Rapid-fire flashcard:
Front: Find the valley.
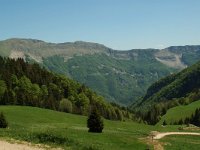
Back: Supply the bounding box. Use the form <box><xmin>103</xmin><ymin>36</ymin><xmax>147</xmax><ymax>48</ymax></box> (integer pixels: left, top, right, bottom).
<box><xmin>1</xmin><ymin>39</ymin><xmax>200</xmax><ymax>149</ymax></box>
<box><xmin>1</xmin><ymin>1</ymin><xmax>200</xmax><ymax>149</ymax></box>
<box><xmin>1</xmin><ymin>39</ymin><xmax>200</xmax><ymax>105</ymax></box>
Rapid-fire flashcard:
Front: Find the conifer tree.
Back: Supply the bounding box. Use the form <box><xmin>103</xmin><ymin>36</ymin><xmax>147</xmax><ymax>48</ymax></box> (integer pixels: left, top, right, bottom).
<box><xmin>87</xmin><ymin>108</ymin><xmax>104</xmax><ymax>133</ymax></box>
<box><xmin>162</xmin><ymin>120</ymin><xmax>167</xmax><ymax>126</ymax></box>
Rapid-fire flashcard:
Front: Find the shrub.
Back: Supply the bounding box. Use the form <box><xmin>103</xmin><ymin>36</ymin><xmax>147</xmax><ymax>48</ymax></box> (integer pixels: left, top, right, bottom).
<box><xmin>34</xmin><ymin>131</ymin><xmax>71</xmax><ymax>145</ymax></box>
<box><xmin>162</xmin><ymin>120</ymin><xmax>167</xmax><ymax>126</ymax></box>
<box><xmin>178</xmin><ymin>126</ymin><xmax>183</xmax><ymax>130</ymax></box>
<box><xmin>0</xmin><ymin>112</ymin><xmax>8</xmax><ymax>128</ymax></box>
<box><xmin>87</xmin><ymin>108</ymin><xmax>104</xmax><ymax>133</ymax></box>
<box><xmin>59</xmin><ymin>99</ymin><xmax>73</xmax><ymax>113</ymax></box>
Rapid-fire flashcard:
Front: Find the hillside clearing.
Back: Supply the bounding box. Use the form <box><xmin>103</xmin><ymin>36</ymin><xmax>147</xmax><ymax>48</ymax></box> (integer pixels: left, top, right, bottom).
<box><xmin>158</xmin><ymin>100</ymin><xmax>200</xmax><ymax>125</ymax></box>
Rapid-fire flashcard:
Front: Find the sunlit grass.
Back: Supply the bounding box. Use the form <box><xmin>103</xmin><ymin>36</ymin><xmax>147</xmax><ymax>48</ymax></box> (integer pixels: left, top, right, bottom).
<box><xmin>0</xmin><ymin>105</ymin><xmax>192</xmax><ymax>150</ymax></box>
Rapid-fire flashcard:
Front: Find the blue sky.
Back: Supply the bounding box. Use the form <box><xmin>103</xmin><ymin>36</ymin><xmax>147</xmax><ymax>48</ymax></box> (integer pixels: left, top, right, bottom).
<box><xmin>0</xmin><ymin>0</ymin><xmax>200</xmax><ymax>49</ymax></box>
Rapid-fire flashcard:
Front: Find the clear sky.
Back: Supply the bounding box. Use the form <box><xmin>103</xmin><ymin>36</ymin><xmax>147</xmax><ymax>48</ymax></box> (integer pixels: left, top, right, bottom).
<box><xmin>0</xmin><ymin>0</ymin><xmax>200</xmax><ymax>50</ymax></box>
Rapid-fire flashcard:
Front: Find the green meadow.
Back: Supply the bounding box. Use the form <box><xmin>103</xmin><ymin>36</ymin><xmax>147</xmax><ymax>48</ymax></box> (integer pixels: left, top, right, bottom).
<box><xmin>0</xmin><ymin>105</ymin><xmax>199</xmax><ymax>150</ymax></box>
<box><xmin>158</xmin><ymin>100</ymin><xmax>200</xmax><ymax>125</ymax></box>
<box><xmin>161</xmin><ymin>135</ymin><xmax>200</xmax><ymax>150</ymax></box>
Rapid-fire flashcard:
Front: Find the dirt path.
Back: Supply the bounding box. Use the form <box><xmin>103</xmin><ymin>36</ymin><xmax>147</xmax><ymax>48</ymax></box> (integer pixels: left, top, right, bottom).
<box><xmin>143</xmin><ymin>137</ymin><xmax>164</xmax><ymax>150</ymax></box>
<box><xmin>143</xmin><ymin>131</ymin><xmax>200</xmax><ymax>150</ymax></box>
<box><xmin>0</xmin><ymin>140</ymin><xmax>44</xmax><ymax>150</ymax></box>
<box><xmin>153</xmin><ymin>132</ymin><xmax>200</xmax><ymax>140</ymax></box>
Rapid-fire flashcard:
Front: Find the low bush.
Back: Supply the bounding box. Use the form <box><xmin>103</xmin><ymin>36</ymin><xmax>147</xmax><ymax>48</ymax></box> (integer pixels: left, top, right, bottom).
<box><xmin>0</xmin><ymin>112</ymin><xmax>8</xmax><ymax>128</ymax></box>
<box><xmin>34</xmin><ymin>131</ymin><xmax>73</xmax><ymax>145</ymax></box>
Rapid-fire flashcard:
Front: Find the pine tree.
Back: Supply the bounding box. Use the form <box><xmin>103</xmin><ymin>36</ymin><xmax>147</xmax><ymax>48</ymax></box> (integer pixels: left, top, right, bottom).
<box><xmin>0</xmin><ymin>112</ymin><xmax>8</xmax><ymax>128</ymax></box>
<box><xmin>178</xmin><ymin>119</ymin><xmax>183</xmax><ymax>125</ymax></box>
<box><xmin>87</xmin><ymin>108</ymin><xmax>104</xmax><ymax>133</ymax></box>
<box><xmin>162</xmin><ymin>120</ymin><xmax>167</xmax><ymax>126</ymax></box>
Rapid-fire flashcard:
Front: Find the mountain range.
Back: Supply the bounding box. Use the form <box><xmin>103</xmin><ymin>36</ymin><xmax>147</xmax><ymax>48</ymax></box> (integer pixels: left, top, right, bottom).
<box><xmin>1</xmin><ymin>38</ymin><xmax>200</xmax><ymax>105</ymax></box>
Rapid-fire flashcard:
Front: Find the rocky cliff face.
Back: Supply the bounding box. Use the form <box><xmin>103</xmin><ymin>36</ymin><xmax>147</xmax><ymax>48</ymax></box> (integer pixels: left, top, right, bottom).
<box><xmin>1</xmin><ymin>38</ymin><xmax>199</xmax><ymax>69</ymax></box>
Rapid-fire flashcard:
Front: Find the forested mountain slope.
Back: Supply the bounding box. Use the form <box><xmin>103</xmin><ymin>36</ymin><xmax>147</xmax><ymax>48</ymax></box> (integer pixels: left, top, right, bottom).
<box><xmin>0</xmin><ymin>56</ymin><xmax>131</xmax><ymax>120</ymax></box>
<box><xmin>1</xmin><ymin>38</ymin><xmax>200</xmax><ymax>105</ymax></box>
<box><xmin>132</xmin><ymin>60</ymin><xmax>200</xmax><ymax>124</ymax></box>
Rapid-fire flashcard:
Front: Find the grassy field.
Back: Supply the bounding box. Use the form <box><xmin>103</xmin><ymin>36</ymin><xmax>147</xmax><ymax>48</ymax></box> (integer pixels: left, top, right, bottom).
<box><xmin>161</xmin><ymin>135</ymin><xmax>200</xmax><ymax>150</ymax></box>
<box><xmin>158</xmin><ymin>100</ymin><xmax>200</xmax><ymax>125</ymax></box>
<box><xmin>0</xmin><ymin>105</ymin><xmax>199</xmax><ymax>150</ymax></box>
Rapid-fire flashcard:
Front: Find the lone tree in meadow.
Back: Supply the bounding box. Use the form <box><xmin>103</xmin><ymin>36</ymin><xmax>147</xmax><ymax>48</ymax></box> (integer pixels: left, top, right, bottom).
<box><xmin>0</xmin><ymin>112</ymin><xmax>8</xmax><ymax>128</ymax></box>
<box><xmin>87</xmin><ymin>108</ymin><xmax>104</xmax><ymax>133</ymax></box>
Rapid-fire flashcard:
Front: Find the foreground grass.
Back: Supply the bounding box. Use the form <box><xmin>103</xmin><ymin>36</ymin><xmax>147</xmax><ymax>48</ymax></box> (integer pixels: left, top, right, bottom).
<box><xmin>0</xmin><ymin>106</ymin><xmax>150</xmax><ymax>150</ymax></box>
<box><xmin>158</xmin><ymin>100</ymin><xmax>200</xmax><ymax>125</ymax></box>
<box><xmin>0</xmin><ymin>105</ymin><xmax>194</xmax><ymax>150</ymax></box>
<box><xmin>160</xmin><ymin>135</ymin><xmax>200</xmax><ymax>150</ymax></box>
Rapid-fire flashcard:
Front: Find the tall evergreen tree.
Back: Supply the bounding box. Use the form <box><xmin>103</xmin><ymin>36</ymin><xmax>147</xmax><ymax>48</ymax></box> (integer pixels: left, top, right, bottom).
<box><xmin>87</xmin><ymin>108</ymin><xmax>104</xmax><ymax>133</ymax></box>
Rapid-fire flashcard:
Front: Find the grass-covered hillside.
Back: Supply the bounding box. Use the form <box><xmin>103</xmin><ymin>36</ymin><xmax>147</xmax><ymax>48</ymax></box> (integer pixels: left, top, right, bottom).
<box><xmin>0</xmin><ymin>106</ymin><xmax>149</xmax><ymax>150</ymax></box>
<box><xmin>0</xmin><ymin>56</ymin><xmax>131</xmax><ymax>121</ymax></box>
<box><xmin>1</xmin><ymin>38</ymin><xmax>200</xmax><ymax>105</ymax></box>
<box><xmin>1</xmin><ymin>106</ymin><xmax>198</xmax><ymax>150</ymax></box>
<box><xmin>158</xmin><ymin>100</ymin><xmax>200</xmax><ymax>125</ymax></box>
<box><xmin>135</xmin><ymin>60</ymin><xmax>200</xmax><ymax>109</ymax></box>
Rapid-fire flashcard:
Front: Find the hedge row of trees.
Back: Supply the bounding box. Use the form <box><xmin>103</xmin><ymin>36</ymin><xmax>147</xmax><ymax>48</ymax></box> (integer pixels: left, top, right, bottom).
<box><xmin>0</xmin><ymin>57</ymin><xmax>133</xmax><ymax>121</ymax></box>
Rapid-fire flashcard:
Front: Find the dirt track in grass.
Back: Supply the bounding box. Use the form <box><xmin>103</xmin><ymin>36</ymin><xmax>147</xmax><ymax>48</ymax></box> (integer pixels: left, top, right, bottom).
<box><xmin>153</xmin><ymin>132</ymin><xmax>200</xmax><ymax>139</ymax></box>
<box><xmin>0</xmin><ymin>139</ymin><xmax>62</xmax><ymax>150</ymax></box>
<box><xmin>143</xmin><ymin>131</ymin><xmax>200</xmax><ymax>150</ymax></box>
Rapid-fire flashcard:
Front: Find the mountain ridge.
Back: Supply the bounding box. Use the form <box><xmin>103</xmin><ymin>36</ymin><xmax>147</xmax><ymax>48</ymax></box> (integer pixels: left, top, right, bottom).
<box><xmin>1</xmin><ymin>38</ymin><xmax>200</xmax><ymax>67</ymax></box>
<box><xmin>1</xmin><ymin>38</ymin><xmax>196</xmax><ymax>71</ymax></box>
<box><xmin>1</xmin><ymin>38</ymin><xmax>200</xmax><ymax>105</ymax></box>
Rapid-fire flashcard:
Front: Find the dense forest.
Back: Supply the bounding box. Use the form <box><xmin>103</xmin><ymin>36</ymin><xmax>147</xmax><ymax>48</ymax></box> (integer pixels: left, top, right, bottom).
<box><xmin>132</xmin><ymin>60</ymin><xmax>200</xmax><ymax>124</ymax></box>
<box><xmin>0</xmin><ymin>56</ymin><xmax>132</xmax><ymax>121</ymax></box>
